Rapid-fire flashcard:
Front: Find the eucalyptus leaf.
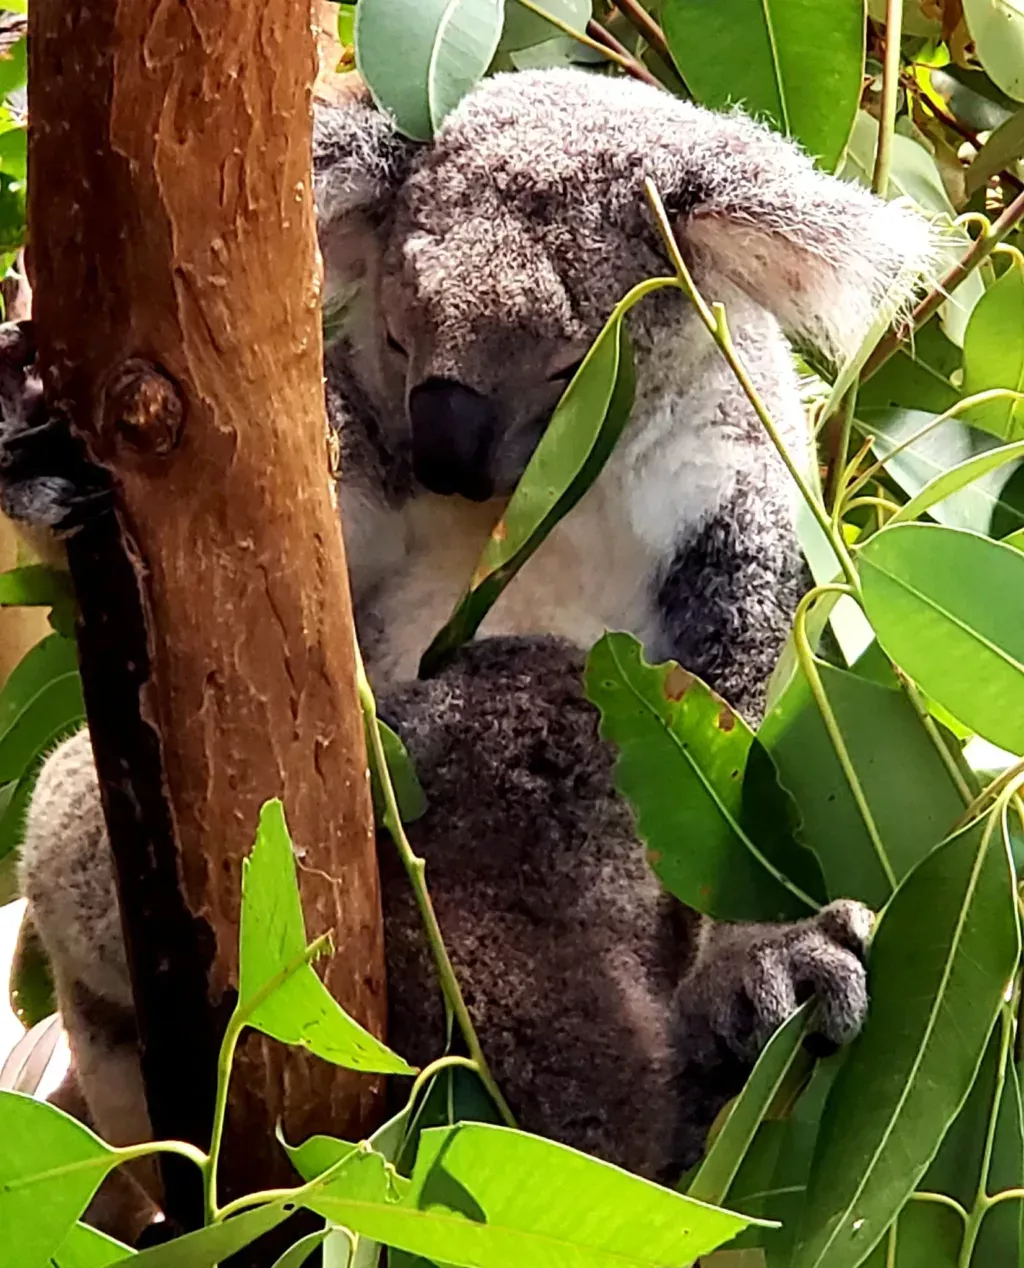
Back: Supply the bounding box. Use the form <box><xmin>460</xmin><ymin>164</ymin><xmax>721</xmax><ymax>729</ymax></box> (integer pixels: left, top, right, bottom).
<box><xmin>271</xmin><ymin>1229</ymin><xmax>332</xmax><ymax>1268</ymax></box>
<box><xmin>0</xmin><ymin>563</ymin><xmax>75</xmax><ymax>610</ymax></box>
<box><xmin>500</xmin><ymin>0</ymin><xmax>589</xmax><ymax>50</ymax></box>
<box><xmin>356</xmin><ymin>0</ymin><xmax>504</xmax><ymax>140</ymax></box>
<box><xmin>119</xmin><ymin>1202</ymin><xmax>298</xmax><ymax>1266</ymax></box>
<box><xmin>962</xmin><ymin>258</ymin><xmax>1024</xmax><ymax>440</ymax></box>
<box><xmin>585</xmin><ymin>631</ymin><xmax>823</xmax><ymax>921</ymax></box>
<box><xmin>0</xmin><ymin>1091</ymin><xmax>121</xmax><ymax>1268</ymax></box>
<box><xmin>962</xmin><ymin>0</ymin><xmax>1024</xmax><ymax>101</ymax></box>
<box><xmin>0</xmin><ymin>35</ymin><xmax>25</xmax><ymax>99</ymax></box>
<box><xmin>304</xmin><ymin>1124</ymin><xmax>766</xmax><ymax>1268</ymax></box>
<box><xmin>0</xmin><ymin>669</ymin><xmax>85</xmax><ymax>784</ymax></box>
<box><xmin>858</xmin><ymin>319</ymin><xmax>961</xmax><ymax>415</ymax></box>
<box><xmin>661</xmin><ymin>0</ymin><xmax>862</xmax><ymax>169</ymax></box>
<box><xmin>888</xmin><ymin>437</ymin><xmax>1024</xmax><ymax>525</ymax></box>
<box><xmin>238</xmin><ymin>799</ymin><xmax>414</xmax><ymax>1075</ymax></box>
<box><xmin>967</xmin><ymin>108</ymin><xmax>1024</xmax><ymax>194</ymax></box>
<box><xmin>420</xmin><ymin>277</ymin><xmax>673</xmax><ymax>677</ymax></box>
<box><xmin>790</xmin><ymin>810</ymin><xmax>1020</xmax><ymax>1268</ymax></box>
<box><xmin>367</xmin><ymin>720</ymin><xmax>427</xmax><ymax>825</ymax></box>
<box><xmin>858</xmin><ymin>523</ymin><xmax>1024</xmax><ymax>754</ymax></box>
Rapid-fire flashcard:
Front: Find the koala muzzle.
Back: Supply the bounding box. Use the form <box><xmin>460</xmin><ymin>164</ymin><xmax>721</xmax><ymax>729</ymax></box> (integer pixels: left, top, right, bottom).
<box><xmin>408</xmin><ymin>378</ymin><xmax>498</xmax><ymax>502</ymax></box>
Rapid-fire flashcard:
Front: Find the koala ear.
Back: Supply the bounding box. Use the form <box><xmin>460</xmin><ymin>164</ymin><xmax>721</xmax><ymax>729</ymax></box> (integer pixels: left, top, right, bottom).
<box><xmin>312</xmin><ymin>90</ymin><xmax>419</xmax><ymax>307</ymax></box>
<box><xmin>660</xmin><ymin>106</ymin><xmax>944</xmax><ymax>365</ymax></box>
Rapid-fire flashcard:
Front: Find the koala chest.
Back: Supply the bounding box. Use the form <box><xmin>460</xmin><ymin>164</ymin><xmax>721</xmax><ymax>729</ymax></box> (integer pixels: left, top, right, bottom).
<box><xmin>359</xmin><ymin>487</ymin><xmax>662</xmax><ymax>685</ymax></box>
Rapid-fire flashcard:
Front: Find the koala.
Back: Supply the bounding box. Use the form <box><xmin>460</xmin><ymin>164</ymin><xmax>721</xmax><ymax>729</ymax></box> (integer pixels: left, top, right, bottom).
<box><xmin>20</xmin><ymin>637</ymin><xmax>872</xmax><ymax>1232</ymax></box>
<box><xmin>2</xmin><ymin>67</ymin><xmax>929</xmax><ymax>1241</ymax></box>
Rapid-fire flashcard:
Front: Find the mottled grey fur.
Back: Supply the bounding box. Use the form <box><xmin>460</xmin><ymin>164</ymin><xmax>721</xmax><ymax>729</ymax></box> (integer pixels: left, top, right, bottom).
<box><xmin>21</xmin><ymin>639</ymin><xmax>871</xmax><ymax>1209</ymax></box>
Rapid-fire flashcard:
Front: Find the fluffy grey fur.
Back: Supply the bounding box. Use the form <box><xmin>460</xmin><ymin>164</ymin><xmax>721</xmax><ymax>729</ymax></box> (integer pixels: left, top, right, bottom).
<box><xmin>21</xmin><ymin>640</ymin><xmax>871</xmax><ymax>1209</ymax></box>
<box><xmin>2</xmin><ymin>68</ymin><xmax>929</xmax><ymax>1241</ymax></box>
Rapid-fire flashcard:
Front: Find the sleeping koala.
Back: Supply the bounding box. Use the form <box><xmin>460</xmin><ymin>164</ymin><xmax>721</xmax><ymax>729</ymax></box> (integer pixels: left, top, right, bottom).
<box><xmin>2</xmin><ymin>67</ymin><xmax>928</xmax><ymax>1239</ymax></box>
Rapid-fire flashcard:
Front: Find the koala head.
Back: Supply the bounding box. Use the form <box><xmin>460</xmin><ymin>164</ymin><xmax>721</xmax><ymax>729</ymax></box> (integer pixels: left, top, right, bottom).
<box><xmin>315</xmin><ymin>70</ymin><xmax>938</xmax><ymax>502</ymax></box>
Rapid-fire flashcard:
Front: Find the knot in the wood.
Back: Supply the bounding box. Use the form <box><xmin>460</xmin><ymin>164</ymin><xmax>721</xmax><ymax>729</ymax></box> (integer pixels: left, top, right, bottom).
<box><xmin>103</xmin><ymin>360</ymin><xmax>183</xmax><ymax>455</ymax></box>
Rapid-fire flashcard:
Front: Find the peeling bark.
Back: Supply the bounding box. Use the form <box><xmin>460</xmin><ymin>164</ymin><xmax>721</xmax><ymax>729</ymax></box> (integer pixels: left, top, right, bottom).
<box><xmin>28</xmin><ymin>0</ymin><xmax>386</xmax><ymax>1231</ymax></box>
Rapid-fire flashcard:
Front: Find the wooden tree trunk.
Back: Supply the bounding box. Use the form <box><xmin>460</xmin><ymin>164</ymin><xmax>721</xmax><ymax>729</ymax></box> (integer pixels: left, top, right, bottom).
<box><xmin>27</xmin><ymin>0</ymin><xmax>387</xmax><ymax>1232</ymax></box>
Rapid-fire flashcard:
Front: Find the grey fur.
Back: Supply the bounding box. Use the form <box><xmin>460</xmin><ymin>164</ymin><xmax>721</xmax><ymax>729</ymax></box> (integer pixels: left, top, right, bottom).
<box><xmin>20</xmin><ymin>638</ymin><xmax>870</xmax><ymax>1205</ymax></box>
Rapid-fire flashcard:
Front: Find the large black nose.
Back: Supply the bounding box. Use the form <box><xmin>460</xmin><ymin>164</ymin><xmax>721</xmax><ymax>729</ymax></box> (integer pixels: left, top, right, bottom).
<box><xmin>408</xmin><ymin>378</ymin><xmax>498</xmax><ymax>502</ymax></box>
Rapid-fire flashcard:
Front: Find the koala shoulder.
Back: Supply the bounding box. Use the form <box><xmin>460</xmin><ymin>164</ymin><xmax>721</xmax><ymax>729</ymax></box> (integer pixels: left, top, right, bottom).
<box><xmin>18</xmin><ymin>728</ymin><xmax>129</xmax><ymax>1011</ymax></box>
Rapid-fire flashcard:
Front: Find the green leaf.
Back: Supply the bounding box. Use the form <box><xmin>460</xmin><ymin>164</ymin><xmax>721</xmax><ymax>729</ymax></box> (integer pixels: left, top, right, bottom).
<box><xmin>271</xmin><ymin>1229</ymin><xmax>331</xmax><ymax>1268</ymax></box>
<box><xmin>120</xmin><ymin>1201</ymin><xmax>297</xmax><ymax>1266</ymax></box>
<box><xmin>0</xmin><ymin>669</ymin><xmax>85</xmax><ymax>784</ymax></box>
<box><xmin>963</xmin><ymin>258</ymin><xmax>1024</xmax><ymax>439</ymax></box>
<box><xmin>855</xmin><ymin>407</ymin><xmax>1024</xmax><ymax>536</ymax></box>
<box><xmin>584</xmin><ymin>632</ymin><xmax>823</xmax><ymax>921</ymax></box>
<box><xmin>0</xmin><ymin>36</ymin><xmax>25</xmax><ymax>99</ymax></box>
<box><xmin>0</xmin><ymin>564</ymin><xmax>75</xmax><ymax>609</ymax></box>
<box><xmin>0</xmin><ymin>1091</ymin><xmax>121</xmax><ymax>1267</ymax></box>
<box><xmin>661</xmin><ymin>0</ymin><xmax>863</xmax><ymax>169</ymax></box>
<box><xmin>858</xmin><ymin>523</ymin><xmax>1024</xmax><ymax>754</ymax></box>
<box><xmin>9</xmin><ymin>910</ymin><xmax>56</xmax><ymax>1026</ymax></box>
<box><xmin>790</xmin><ymin>810</ymin><xmax>1020</xmax><ymax>1268</ymax></box>
<box><xmin>859</xmin><ymin>319</ymin><xmax>962</xmax><ymax>415</ymax></box>
<box><xmin>54</xmin><ymin>1222</ymin><xmax>136</xmax><ymax>1267</ymax></box>
<box><xmin>304</xmin><ymin>1124</ymin><xmax>766</xmax><ymax>1268</ymax></box>
<box><xmin>367</xmin><ymin>720</ymin><xmax>427</xmax><ymax>824</ymax></box>
<box><xmin>0</xmin><ymin>632</ymin><xmax>79</xmax><ymax>735</ymax></box>
<box><xmin>336</xmin><ymin>3</ymin><xmax>356</xmax><ymax>46</ymax></box>
<box><xmin>889</xmin><ymin>438</ymin><xmax>1024</xmax><ymax>525</ymax></box>
<box><xmin>760</xmin><ymin>654</ymin><xmax>965</xmax><ymax>907</ymax></box>
<box><xmin>500</xmin><ymin>0</ymin><xmax>589</xmax><ymax>50</ymax></box>
<box><xmin>962</xmin><ymin>0</ymin><xmax>1024</xmax><ymax>101</ymax></box>
<box><xmin>355</xmin><ymin>0</ymin><xmax>505</xmax><ymax>141</ymax></box>
<box><xmin>238</xmin><ymin>799</ymin><xmax>414</xmax><ymax>1075</ymax></box>
<box><xmin>967</xmin><ymin>107</ymin><xmax>1024</xmax><ymax>194</ymax></box>
<box><xmin>0</xmin><ymin>717</ymin><xmax>88</xmax><ymax>870</ymax></box>
<box><xmin>687</xmin><ymin>1004</ymin><xmax>814</xmax><ymax>1207</ymax></box>
<box><xmin>420</xmin><ymin>277</ymin><xmax>672</xmax><ymax>677</ymax></box>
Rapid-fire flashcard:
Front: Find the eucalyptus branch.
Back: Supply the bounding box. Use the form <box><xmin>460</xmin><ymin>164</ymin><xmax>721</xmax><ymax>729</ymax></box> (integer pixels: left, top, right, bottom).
<box><xmin>513</xmin><ymin>0</ymin><xmax>642</xmax><ymax>79</ymax></box>
<box><xmin>872</xmin><ymin>0</ymin><xmax>903</xmax><ymax>195</ymax></box>
<box><xmin>793</xmin><ymin>587</ymin><xmax>897</xmax><ymax>894</ymax></box>
<box><xmin>586</xmin><ymin>18</ymin><xmax>661</xmax><ymax>88</ymax></box>
<box><xmin>609</xmin><ymin>0</ymin><xmax>672</xmax><ymax>65</ymax></box>
<box><xmin>862</xmin><ymin>185</ymin><xmax>1024</xmax><ymax>382</ymax></box>
<box><xmin>643</xmin><ymin>178</ymin><xmax>860</xmax><ymax>591</ymax></box>
<box><xmin>357</xmin><ymin>658</ymin><xmax>516</xmax><ymax>1129</ymax></box>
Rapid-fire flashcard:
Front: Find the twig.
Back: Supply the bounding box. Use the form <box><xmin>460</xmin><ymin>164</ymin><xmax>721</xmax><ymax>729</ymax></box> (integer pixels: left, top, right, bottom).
<box><xmin>513</xmin><ymin>0</ymin><xmax>642</xmax><ymax>79</ymax></box>
<box><xmin>586</xmin><ymin>18</ymin><xmax>660</xmax><ymax>88</ymax></box>
<box><xmin>872</xmin><ymin>0</ymin><xmax>903</xmax><ymax>195</ymax></box>
<box><xmin>610</xmin><ymin>0</ymin><xmax>671</xmax><ymax>65</ymax></box>
<box><xmin>862</xmin><ymin>185</ymin><xmax>1024</xmax><ymax>381</ymax></box>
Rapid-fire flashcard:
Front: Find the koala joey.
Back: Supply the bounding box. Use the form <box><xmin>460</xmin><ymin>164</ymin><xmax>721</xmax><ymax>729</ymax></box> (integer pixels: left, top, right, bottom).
<box><xmin>3</xmin><ymin>67</ymin><xmax>927</xmax><ymax>1239</ymax></box>
<box><xmin>20</xmin><ymin>638</ymin><xmax>872</xmax><ymax>1227</ymax></box>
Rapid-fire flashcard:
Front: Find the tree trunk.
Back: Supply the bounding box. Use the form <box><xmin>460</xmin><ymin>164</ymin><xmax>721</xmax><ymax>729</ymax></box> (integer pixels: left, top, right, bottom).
<box><xmin>27</xmin><ymin>0</ymin><xmax>387</xmax><ymax>1232</ymax></box>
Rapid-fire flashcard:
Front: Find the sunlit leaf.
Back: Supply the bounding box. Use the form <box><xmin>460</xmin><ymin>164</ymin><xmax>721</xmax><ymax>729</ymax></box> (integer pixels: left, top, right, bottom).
<box><xmin>0</xmin><ymin>1092</ymin><xmax>121</xmax><ymax>1267</ymax></box>
<box><xmin>53</xmin><ymin>1221</ymin><xmax>135</xmax><ymax>1267</ymax></box>
<box><xmin>888</xmin><ymin>437</ymin><xmax>1024</xmax><ymax>525</ymax></box>
<box><xmin>661</xmin><ymin>0</ymin><xmax>863</xmax><ymax>169</ymax></box>
<box><xmin>0</xmin><ymin>36</ymin><xmax>25</xmax><ymax>99</ymax></box>
<box><xmin>271</xmin><ymin>1229</ymin><xmax>331</xmax><ymax>1268</ymax></box>
<box><xmin>962</xmin><ymin>0</ymin><xmax>1024</xmax><ymax>101</ymax></box>
<box><xmin>963</xmin><ymin>258</ymin><xmax>1024</xmax><ymax>440</ymax></box>
<box><xmin>790</xmin><ymin>811</ymin><xmax>1019</xmax><ymax>1268</ymax></box>
<box><xmin>121</xmin><ymin>1202</ymin><xmax>297</xmax><ymax>1266</ymax></box>
<box><xmin>238</xmin><ymin>799</ymin><xmax>414</xmax><ymax>1075</ymax></box>
<box><xmin>355</xmin><ymin>0</ymin><xmax>505</xmax><ymax>140</ymax></box>
<box><xmin>303</xmin><ymin>1124</ymin><xmax>765</xmax><ymax>1267</ymax></box>
<box><xmin>584</xmin><ymin>631</ymin><xmax>823</xmax><ymax>921</ymax></box>
<box><xmin>858</xmin><ymin>523</ymin><xmax>1024</xmax><ymax>754</ymax></box>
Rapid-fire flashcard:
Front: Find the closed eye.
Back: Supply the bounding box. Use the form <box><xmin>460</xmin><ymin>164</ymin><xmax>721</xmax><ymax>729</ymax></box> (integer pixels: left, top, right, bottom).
<box><xmin>547</xmin><ymin>357</ymin><xmax>586</xmax><ymax>383</ymax></box>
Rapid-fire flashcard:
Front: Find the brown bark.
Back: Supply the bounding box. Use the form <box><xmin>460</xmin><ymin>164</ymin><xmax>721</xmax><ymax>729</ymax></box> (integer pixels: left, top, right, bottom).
<box><xmin>27</xmin><ymin>0</ymin><xmax>386</xmax><ymax>1232</ymax></box>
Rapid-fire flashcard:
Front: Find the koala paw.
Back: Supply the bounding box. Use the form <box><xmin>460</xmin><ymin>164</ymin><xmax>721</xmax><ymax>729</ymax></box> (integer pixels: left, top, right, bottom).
<box><xmin>695</xmin><ymin>899</ymin><xmax>873</xmax><ymax>1064</ymax></box>
<box><xmin>0</xmin><ymin>321</ymin><xmax>112</xmax><ymax>532</ymax></box>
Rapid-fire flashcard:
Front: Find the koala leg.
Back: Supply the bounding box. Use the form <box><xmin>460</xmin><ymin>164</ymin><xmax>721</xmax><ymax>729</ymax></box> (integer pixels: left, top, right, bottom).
<box><xmin>0</xmin><ymin>320</ymin><xmax>112</xmax><ymax>535</ymax></box>
<box><xmin>673</xmin><ymin>900</ymin><xmax>872</xmax><ymax>1158</ymax></box>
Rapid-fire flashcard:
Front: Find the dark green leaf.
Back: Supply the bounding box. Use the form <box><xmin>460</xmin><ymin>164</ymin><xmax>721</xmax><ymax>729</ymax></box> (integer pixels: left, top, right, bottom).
<box><xmin>963</xmin><ymin>258</ymin><xmax>1024</xmax><ymax>440</ymax></box>
<box><xmin>790</xmin><ymin>811</ymin><xmax>1020</xmax><ymax>1268</ymax></box>
<box><xmin>0</xmin><ymin>632</ymin><xmax>79</xmax><ymax>737</ymax></box>
<box><xmin>355</xmin><ymin>0</ymin><xmax>505</xmax><ymax>141</ymax></box>
<box><xmin>0</xmin><ymin>669</ymin><xmax>85</xmax><ymax>784</ymax></box>
<box><xmin>0</xmin><ymin>36</ymin><xmax>25</xmax><ymax>98</ymax></box>
<box><xmin>0</xmin><ymin>565</ymin><xmax>75</xmax><ymax>610</ymax></box>
<box><xmin>238</xmin><ymin>799</ymin><xmax>414</xmax><ymax>1074</ymax></box>
<box><xmin>367</xmin><ymin>720</ymin><xmax>427</xmax><ymax>824</ymax></box>
<box><xmin>859</xmin><ymin>319</ymin><xmax>962</xmax><ymax>415</ymax></box>
<box><xmin>0</xmin><ymin>1091</ymin><xmax>120</xmax><ymax>1267</ymax></box>
<box><xmin>661</xmin><ymin>0</ymin><xmax>863</xmax><ymax>169</ymax></box>
<box><xmin>421</xmin><ymin>278</ymin><xmax>671</xmax><ymax>676</ymax></box>
<box><xmin>304</xmin><ymin>1124</ymin><xmax>765</xmax><ymax>1267</ymax></box>
<box><xmin>9</xmin><ymin>909</ymin><xmax>56</xmax><ymax>1027</ymax></box>
<box><xmin>858</xmin><ymin>523</ymin><xmax>1024</xmax><ymax>754</ymax></box>
<box><xmin>585</xmin><ymin>632</ymin><xmax>822</xmax><ymax>921</ymax></box>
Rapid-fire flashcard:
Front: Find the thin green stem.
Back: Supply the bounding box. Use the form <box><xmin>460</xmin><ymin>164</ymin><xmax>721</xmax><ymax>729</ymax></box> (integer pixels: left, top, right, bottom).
<box><xmin>358</xmin><ymin>659</ymin><xmax>516</xmax><ymax>1129</ymax></box>
<box><xmin>113</xmin><ymin>1138</ymin><xmax>209</xmax><ymax>1172</ymax></box>
<box><xmin>885</xmin><ymin>1218</ymin><xmax>898</xmax><ymax>1268</ymax></box>
<box><xmin>910</xmin><ymin>1190</ymin><xmax>969</xmax><ymax>1223</ymax></box>
<box><xmin>872</xmin><ymin>0</ymin><xmax>903</xmax><ymax>195</ymax></box>
<box><xmin>643</xmin><ymin>178</ymin><xmax>860</xmax><ymax>591</ymax></box>
<box><xmin>956</xmin><ymin>754</ymin><xmax>1024</xmax><ymax>829</ymax></box>
<box><xmin>826</xmin><ymin>388</ymin><xmax>858</xmax><ymax>514</ymax></box>
<box><xmin>895</xmin><ymin>673</ymin><xmax>977</xmax><ymax>806</ymax></box>
<box><xmin>793</xmin><ymin>586</ymin><xmax>897</xmax><ymax>893</ymax></box>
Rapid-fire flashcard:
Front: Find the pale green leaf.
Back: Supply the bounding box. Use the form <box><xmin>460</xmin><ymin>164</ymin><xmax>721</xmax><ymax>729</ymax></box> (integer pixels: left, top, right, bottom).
<box><xmin>962</xmin><ymin>0</ymin><xmax>1024</xmax><ymax>101</ymax></box>
<box><xmin>53</xmin><ymin>1222</ymin><xmax>135</xmax><ymax>1267</ymax></box>
<box><xmin>271</xmin><ymin>1229</ymin><xmax>331</xmax><ymax>1268</ymax></box>
<box><xmin>238</xmin><ymin>799</ymin><xmax>413</xmax><ymax>1075</ymax></box>
<box><xmin>500</xmin><ymin>0</ymin><xmax>590</xmax><ymax>51</ymax></box>
<box><xmin>888</xmin><ymin>437</ymin><xmax>1024</xmax><ymax>525</ymax></box>
<box><xmin>963</xmin><ymin>258</ymin><xmax>1024</xmax><ymax>440</ymax></box>
<box><xmin>120</xmin><ymin>1202</ymin><xmax>297</xmax><ymax>1266</ymax></box>
<box><xmin>790</xmin><ymin>811</ymin><xmax>1020</xmax><ymax>1268</ymax></box>
<box><xmin>967</xmin><ymin>108</ymin><xmax>1024</xmax><ymax>193</ymax></box>
<box><xmin>858</xmin><ymin>523</ymin><xmax>1024</xmax><ymax>754</ymax></box>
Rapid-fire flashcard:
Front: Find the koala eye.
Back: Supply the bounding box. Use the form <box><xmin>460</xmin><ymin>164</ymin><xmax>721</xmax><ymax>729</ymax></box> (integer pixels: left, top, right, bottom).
<box><xmin>547</xmin><ymin>357</ymin><xmax>586</xmax><ymax>384</ymax></box>
<box><xmin>386</xmin><ymin>329</ymin><xmax>409</xmax><ymax>358</ymax></box>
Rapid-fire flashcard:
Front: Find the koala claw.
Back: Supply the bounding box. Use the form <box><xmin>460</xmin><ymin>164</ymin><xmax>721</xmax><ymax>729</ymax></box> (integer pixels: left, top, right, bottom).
<box><xmin>695</xmin><ymin>899</ymin><xmax>873</xmax><ymax>1066</ymax></box>
<box><xmin>0</xmin><ymin>320</ymin><xmax>112</xmax><ymax>532</ymax></box>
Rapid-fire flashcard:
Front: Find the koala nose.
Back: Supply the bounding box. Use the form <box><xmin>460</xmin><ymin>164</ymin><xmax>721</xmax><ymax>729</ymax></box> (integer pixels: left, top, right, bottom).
<box><xmin>408</xmin><ymin>378</ymin><xmax>498</xmax><ymax>502</ymax></box>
